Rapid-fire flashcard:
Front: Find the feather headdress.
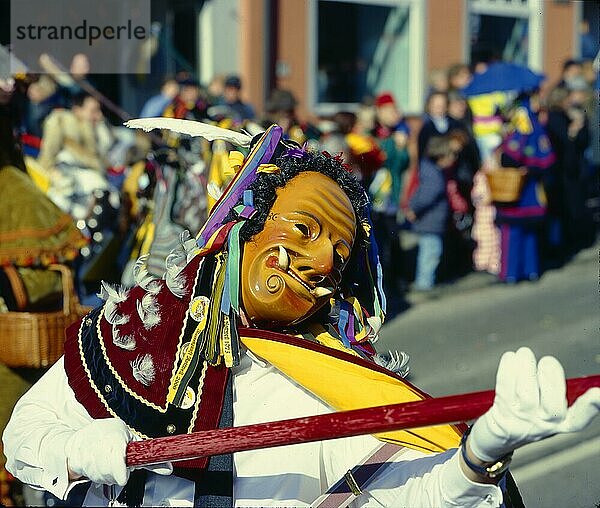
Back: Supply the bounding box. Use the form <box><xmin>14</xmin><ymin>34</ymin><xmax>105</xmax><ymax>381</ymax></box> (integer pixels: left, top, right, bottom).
<box><xmin>124</xmin><ymin>117</ymin><xmax>254</xmax><ymax>147</ymax></box>
<box><xmin>124</xmin><ymin>120</ymin><xmax>387</xmax><ymax>367</ymax></box>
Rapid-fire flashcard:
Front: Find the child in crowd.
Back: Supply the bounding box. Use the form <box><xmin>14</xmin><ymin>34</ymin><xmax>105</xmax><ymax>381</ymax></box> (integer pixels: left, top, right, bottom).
<box><xmin>406</xmin><ymin>136</ymin><xmax>455</xmax><ymax>291</ymax></box>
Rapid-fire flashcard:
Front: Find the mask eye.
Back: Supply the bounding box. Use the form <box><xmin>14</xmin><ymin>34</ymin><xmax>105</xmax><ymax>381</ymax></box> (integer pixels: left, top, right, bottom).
<box><xmin>295</xmin><ymin>223</ymin><xmax>310</xmax><ymax>237</ymax></box>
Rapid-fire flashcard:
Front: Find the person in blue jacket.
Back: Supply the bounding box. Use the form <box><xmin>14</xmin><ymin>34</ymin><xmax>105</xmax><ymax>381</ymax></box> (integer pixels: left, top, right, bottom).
<box><xmin>407</xmin><ymin>136</ymin><xmax>456</xmax><ymax>291</ymax></box>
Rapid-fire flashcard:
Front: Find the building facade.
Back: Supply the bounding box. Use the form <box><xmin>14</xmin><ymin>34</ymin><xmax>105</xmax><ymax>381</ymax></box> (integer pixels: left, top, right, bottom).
<box><xmin>203</xmin><ymin>0</ymin><xmax>594</xmax><ymax>119</ymax></box>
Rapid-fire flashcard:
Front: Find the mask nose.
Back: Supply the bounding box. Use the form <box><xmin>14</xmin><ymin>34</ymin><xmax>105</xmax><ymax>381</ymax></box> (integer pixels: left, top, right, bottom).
<box><xmin>294</xmin><ymin>240</ymin><xmax>340</xmax><ymax>286</ymax></box>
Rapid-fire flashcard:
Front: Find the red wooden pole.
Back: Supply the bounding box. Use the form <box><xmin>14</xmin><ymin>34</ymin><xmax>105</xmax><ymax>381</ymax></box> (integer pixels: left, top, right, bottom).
<box><xmin>126</xmin><ymin>375</ymin><xmax>599</xmax><ymax>467</ymax></box>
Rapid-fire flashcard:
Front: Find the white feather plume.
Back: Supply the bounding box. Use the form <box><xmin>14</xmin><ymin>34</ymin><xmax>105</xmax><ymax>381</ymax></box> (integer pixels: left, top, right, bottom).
<box><xmin>98</xmin><ymin>281</ymin><xmax>128</xmax><ymax>303</ymax></box>
<box><xmin>180</xmin><ymin>230</ymin><xmax>197</xmax><ymax>251</ymax></box>
<box><xmin>165</xmin><ymin>248</ymin><xmax>187</xmax><ymax>273</ymax></box>
<box><xmin>133</xmin><ymin>254</ymin><xmax>161</xmax><ymax>294</ymax></box>
<box><xmin>131</xmin><ymin>353</ymin><xmax>155</xmax><ymax>386</ymax></box>
<box><xmin>112</xmin><ymin>326</ymin><xmax>136</xmax><ymax>351</ymax></box>
<box><xmin>105</xmin><ymin>300</ymin><xmax>130</xmax><ymax>326</ymax></box>
<box><xmin>133</xmin><ymin>254</ymin><xmax>150</xmax><ymax>283</ymax></box>
<box><xmin>135</xmin><ymin>299</ymin><xmax>144</xmax><ymax>320</ymax></box>
<box><xmin>143</xmin><ymin>279</ymin><xmax>162</xmax><ymax>295</ymax></box>
<box><xmin>162</xmin><ymin>239</ymin><xmax>193</xmax><ymax>298</ymax></box>
<box><xmin>124</xmin><ymin>118</ymin><xmax>252</xmax><ymax>147</ymax></box>
<box><xmin>373</xmin><ymin>350</ymin><xmax>410</xmax><ymax>378</ymax></box>
<box><xmin>180</xmin><ymin>230</ymin><xmax>192</xmax><ymax>244</ymax></box>
<box><xmin>141</xmin><ymin>292</ymin><xmax>160</xmax><ymax>314</ymax></box>
<box><xmin>165</xmin><ymin>265</ymin><xmax>187</xmax><ymax>298</ymax></box>
<box><xmin>136</xmin><ymin>293</ymin><xmax>161</xmax><ymax>329</ymax></box>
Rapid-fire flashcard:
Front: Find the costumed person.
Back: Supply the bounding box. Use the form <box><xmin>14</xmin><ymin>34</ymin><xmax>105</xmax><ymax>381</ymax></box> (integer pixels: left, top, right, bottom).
<box><xmin>494</xmin><ymin>93</ymin><xmax>556</xmax><ymax>283</ymax></box>
<box><xmin>467</xmin><ymin>91</ymin><xmax>510</xmax><ymax>167</ymax></box>
<box><xmin>37</xmin><ymin>92</ymin><xmax>114</xmax><ymax>222</ymax></box>
<box><xmin>471</xmin><ymin>167</ymin><xmax>501</xmax><ymax>276</ymax></box>
<box><xmin>0</xmin><ymin>77</ymin><xmax>87</xmax><ymax>313</ymax></box>
<box><xmin>463</xmin><ymin>86</ymin><xmax>508</xmax><ymax>278</ymax></box>
<box><xmin>3</xmin><ymin>122</ymin><xmax>600</xmax><ymax>508</ymax></box>
<box><xmin>0</xmin><ymin>75</ymin><xmax>87</xmax><ymax>507</ymax></box>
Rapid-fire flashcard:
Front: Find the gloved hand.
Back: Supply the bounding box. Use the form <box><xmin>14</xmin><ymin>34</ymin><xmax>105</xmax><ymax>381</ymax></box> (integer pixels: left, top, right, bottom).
<box><xmin>65</xmin><ymin>418</ymin><xmax>133</xmax><ymax>486</ymax></box>
<box><xmin>470</xmin><ymin>347</ymin><xmax>600</xmax><ymax>462</ymax></box>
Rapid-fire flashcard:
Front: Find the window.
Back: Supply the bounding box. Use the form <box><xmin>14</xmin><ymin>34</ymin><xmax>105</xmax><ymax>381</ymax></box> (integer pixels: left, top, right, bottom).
<box><xmin>469</xmin><ymin>14</ymin><xmax>529</xmax><ymax>66</ymax></box>
<box><xmin>467</xmin><ymin>0</ymin><xmax>543</xmax><ymax>71</ymax></box>
<box><xmin>310</xmin><ymin>0</ymin><xmax>423</xmax><ymax>115</ymax></box>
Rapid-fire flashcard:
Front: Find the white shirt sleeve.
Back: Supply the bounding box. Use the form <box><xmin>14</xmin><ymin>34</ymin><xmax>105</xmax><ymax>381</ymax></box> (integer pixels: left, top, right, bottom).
<box><xmin>232</xmin><ymin>352</ymin><xmax>504</xmax><ymax>508</ymax></box>
<box><xmin>2</xmin><ymin>357</ymin><xmax>94</xmax><ymax>499</ymax></box>
<box><xmin>352</xmin><ymin>448</ymin><xmax>503</xmax><ymax>508</ymax></box>
<box><xmin>2</xmin><ymin>358</ymin><xmax>196</xmax><ymax>507</ymax></box>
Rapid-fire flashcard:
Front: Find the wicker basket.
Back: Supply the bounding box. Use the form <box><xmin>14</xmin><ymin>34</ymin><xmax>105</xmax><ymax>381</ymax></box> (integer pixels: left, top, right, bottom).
<box><xmin>486</xmin><ymin>168</ymin><xmax>527</xmax><ymax>203</ymax></box>
<box><xmin>0</xmin><ymin>264</ymin><xmax>91</xmax><ymax>368</ymax></box>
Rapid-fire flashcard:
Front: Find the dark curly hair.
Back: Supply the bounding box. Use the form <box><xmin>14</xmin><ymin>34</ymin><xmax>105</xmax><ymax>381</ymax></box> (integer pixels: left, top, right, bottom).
<box><xmin>225</xmin><ymin>146</ymin><xmax>368</xmax><ymax>243</ymax></box>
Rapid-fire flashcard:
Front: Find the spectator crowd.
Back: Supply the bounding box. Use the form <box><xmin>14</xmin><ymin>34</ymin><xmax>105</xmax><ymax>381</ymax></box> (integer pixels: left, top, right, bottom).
<box><xmin>1</xmin><ymin>50</ymin><xmax>599</xmax><ymax>323</ymax></box>
<box><xmin>0</xmin><ymin>37</ymin><xmax>599</xmax><ymax>507</ymax></box>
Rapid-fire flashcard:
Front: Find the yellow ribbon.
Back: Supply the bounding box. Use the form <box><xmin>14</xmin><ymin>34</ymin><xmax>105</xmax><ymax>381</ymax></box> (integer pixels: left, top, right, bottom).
<box><xmin>228</xmin><ymin>152</ymin><xmax>280</xmax><ymax>178</ymax></box>
<box><xmin>218</xmin><ymin>118</ymin><xmax>234</xmax><ymax>130</ymax></box>
<box><xmin>257</xmin><ymin>164</ymin><xmax>280</xmax><ymax>174</ymax></box>
<box><xmin>361</xmin><ymin>220</ymin><xmax>371</xmax><ymax>238</ymax></box>
<box><xmin>228</xmin><ymin>151</ymin><xmax>245</xmax><ymax>170</ymax></box>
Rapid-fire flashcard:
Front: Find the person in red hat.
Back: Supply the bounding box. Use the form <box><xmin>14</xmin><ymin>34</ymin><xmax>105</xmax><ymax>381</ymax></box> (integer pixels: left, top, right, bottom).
<box><xmin>371</xmin><ymin>92</ymin><xmax>411</xmax><ymax>302</ymax></box>
<box><xmin>373</xmin><ymin>92</ymin><xmax>410</xmax><ymax>145</ymax></box>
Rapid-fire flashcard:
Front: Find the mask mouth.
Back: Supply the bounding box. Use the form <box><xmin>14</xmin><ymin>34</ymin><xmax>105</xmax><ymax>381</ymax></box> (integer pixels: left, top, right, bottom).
<box><xmin>271</xmin><ymin>245</ymin><xmax>335</xmax><ymax>298</ymax></box>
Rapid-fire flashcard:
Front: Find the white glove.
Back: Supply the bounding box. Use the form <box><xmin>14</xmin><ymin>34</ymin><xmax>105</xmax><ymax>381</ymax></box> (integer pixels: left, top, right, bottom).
<box><xmin>470</xmin><ymin>347</ymin><xmax>600</xmax><ymax>462</ymax></box>
<box><xmin>65</xmin><ymin>418</ymin><xmax>133</xmax><ymax>486</ymax></box>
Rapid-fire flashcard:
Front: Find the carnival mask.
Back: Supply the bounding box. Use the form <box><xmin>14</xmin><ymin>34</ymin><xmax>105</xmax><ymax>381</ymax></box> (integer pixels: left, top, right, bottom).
<box><xmin>241</xmin><ymin>171</ymin><xmax>356</xmax><ymax>327</ymax></box>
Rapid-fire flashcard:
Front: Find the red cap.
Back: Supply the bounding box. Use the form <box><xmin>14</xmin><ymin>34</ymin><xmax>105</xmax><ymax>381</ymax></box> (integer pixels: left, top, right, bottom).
<box><xmin>375</xmin><ymin>92</ymin><xmax>395</xmax><ymax>107</ymax></box>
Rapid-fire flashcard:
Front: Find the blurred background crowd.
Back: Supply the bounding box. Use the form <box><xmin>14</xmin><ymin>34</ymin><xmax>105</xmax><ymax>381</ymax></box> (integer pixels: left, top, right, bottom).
<box><xmin>0</xmin><ymin>1</ymin><xmax>599</xmax><ymax>504</ymax></box>
<box><xmin>1</xmin><ymin>49</ymin><xmax>598</xmax><ymax>318</ymax></box>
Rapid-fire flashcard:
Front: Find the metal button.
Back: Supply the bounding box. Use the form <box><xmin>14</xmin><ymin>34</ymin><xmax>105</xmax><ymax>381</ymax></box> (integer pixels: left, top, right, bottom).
<box><xmin>85</xmin><ymin>317</ymin><xmax>93</xmax><ymax>326</ymax></box>
<box><xmin>166</xmin><ymin>424</ymin><xmax>176</xmax><ymax>434</ymax></box>
<box><xmin>104</xmin><ymin>385</ymin><xmax>112</xmax><ymax>393</ymax></box>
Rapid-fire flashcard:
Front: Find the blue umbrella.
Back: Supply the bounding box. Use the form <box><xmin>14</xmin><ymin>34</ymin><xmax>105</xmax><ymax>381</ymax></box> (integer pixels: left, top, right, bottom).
<box><xmin>462</xmin><ymin>62</ymin><xmax>545</xmax><ymax>97</ymax></box>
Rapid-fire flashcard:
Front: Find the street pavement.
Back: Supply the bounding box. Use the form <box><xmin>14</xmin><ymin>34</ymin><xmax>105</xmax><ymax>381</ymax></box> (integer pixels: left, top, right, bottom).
<box><xmin>378</xmin><ymin>243</ymin><xmax>600</xmax><ymax>508</ymax></box>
